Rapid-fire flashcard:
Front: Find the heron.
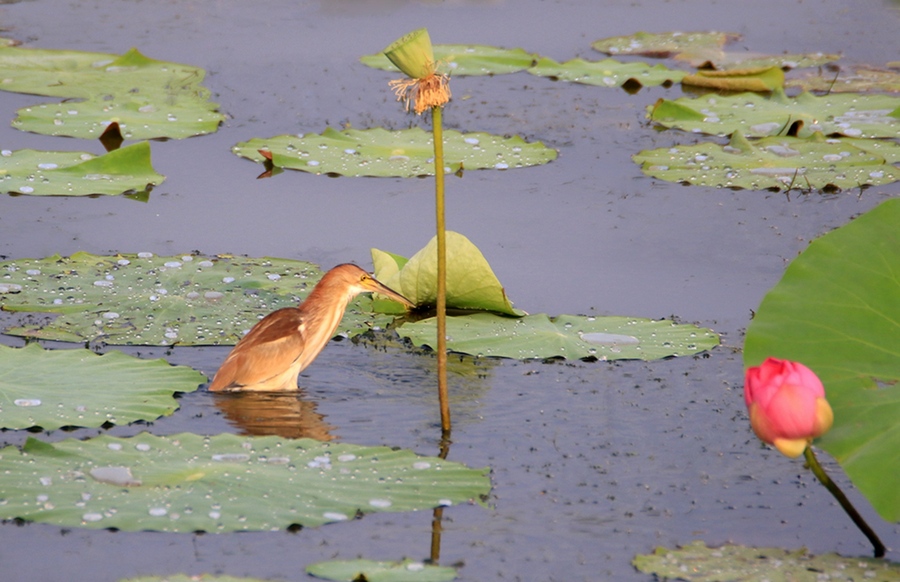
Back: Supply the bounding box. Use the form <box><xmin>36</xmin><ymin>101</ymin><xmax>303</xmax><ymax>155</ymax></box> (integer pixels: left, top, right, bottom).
<box><xmin>208</xmin><ymin>263</ymin><xmax>414</xmax><ymax>392</ymax></box>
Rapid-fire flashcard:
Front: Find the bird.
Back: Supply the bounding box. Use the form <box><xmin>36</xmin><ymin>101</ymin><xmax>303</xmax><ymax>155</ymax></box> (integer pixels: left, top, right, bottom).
<box><xmin>208</xmin><ymin>263</ymin><xmax>414</xmax><ymax>392</ymax></box>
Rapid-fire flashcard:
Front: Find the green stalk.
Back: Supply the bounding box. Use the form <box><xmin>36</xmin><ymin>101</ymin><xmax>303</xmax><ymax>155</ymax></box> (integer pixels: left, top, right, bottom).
<box><xmin>804</xmin><ymin>446</ymin><xmax>885</xmax><ymax>558</ymax></box>
<box><xmin>432</xmin><ymin>105</ymin><xmax>451</xmax><ymax>434</ymax></box>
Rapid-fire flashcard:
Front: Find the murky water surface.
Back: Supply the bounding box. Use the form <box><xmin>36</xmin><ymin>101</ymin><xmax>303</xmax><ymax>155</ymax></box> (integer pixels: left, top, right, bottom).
<box><xmin>0</xmin><ymin>1</ymin><xmax>898</xmax><ymax>580</ymax></box>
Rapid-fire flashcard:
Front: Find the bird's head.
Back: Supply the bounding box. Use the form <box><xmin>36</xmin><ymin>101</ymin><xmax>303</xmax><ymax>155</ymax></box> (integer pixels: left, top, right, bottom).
<box><xmin>327</xmin><ymin>263</ymin><xmax>415</xmax><ymax>308</ymax></box>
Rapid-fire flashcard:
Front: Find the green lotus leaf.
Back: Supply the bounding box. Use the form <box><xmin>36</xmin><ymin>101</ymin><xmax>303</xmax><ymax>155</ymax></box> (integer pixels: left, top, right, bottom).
<box><xmin>0</xmin><ymin>343</ymin><xmax>204</xmax><ymax>430</ymax></box>
<box><xmin>744</xmin><ymin>198</ymin><xmax>900</xmax><ymax>522</ymax></box>
<box><xmin>399</xmin><ymin>312</ymin><xmax>718</xmax><ymax>361</ymax></box>
<box><xmin>648</xmin><ymin>89</ymin><xmax>900</xmax><ymax>138</ymax></box>
<box><xmin>787</xmin><ymin>65</ymin><xmax>900</xmax><ymax>93</ymax></box>
<box><xmin>682</xmin><ymin>66</ymin><xmax>784</xmax><ymax>93</ymax></box>
<box><xmin>307</xmin><ymin>559</ymin><xmax>458</xmax><ymax>582</ymax></box>
<box><xmin>372</xmin><ymin>231</ymin><xmax>523</xmax><ymax>316</ymax></box>
<box><xmin>632</xmin><ymin>131</ymin><xmax>900</xmax><ymax>191</ymax></box>
<box><xmin>361</xmin><ymin>44</ymin><xmax>537</xmax><ymax>76</ymax></box>
<box><xmin>0</xmin><ymin>433</ymin><xmax>491</xmax><ymax>532</ymax></box>
<box><xmin>0</xmin><ymin>142</ymin><xmax>164</xmax><ymax>196</ymax></box>
<box><xmin>527</xmin><ymin>57</ymin><xmax>686</xmax><ymax>89</ymax></box>
<box><xmin>0</xmin><ymin>45</ymin><xmax>224</xmax><ymax>139</ymax></box>
<box><xmin>712</xmin><ymin>52</ymin><xmax>839</xmax><ymax>71</ymax></box>
<box><xmin>633</xmin><ymin>541</ymin><xmax>900</xmax><ymax>581</ymax></box>
<box><xmin>0</xmin><ymin>252</ymin><xmax>395</xmax><ymax>345</ymax></box>
<box><xmin>591</xmin><ymin>31</ymin><xmax>738</xmax><ymax>58</ymax></box>
<box><xmin>232</xmin><ymin>127</ymin><xmax>556</xmax><ymax>177</ymax></box>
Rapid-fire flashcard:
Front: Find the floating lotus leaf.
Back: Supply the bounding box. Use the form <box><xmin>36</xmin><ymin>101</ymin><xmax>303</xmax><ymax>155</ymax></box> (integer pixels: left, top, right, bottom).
<box><xmin>787</xmin><ymin>65</ymin><xmax>900</xmax><ymax>93</ymax></box>
<box><xmin>372</xmin><ymin>232</ymin><xmax>523</xmax><ymax>316</ymax></box>
<box><xmin>632</xmin><ymin>131</ymin><xmax>900</xmax><ymax>191</ymax></box>
<box><xmin>682</xmin><ymin>66</ymin><xmax>784</xmax><ymax>93</ymax></box>
<box><xmin>232</xmin><ymin>127</ymin><xmax>556</xmax><ymax>177</ymax></box>
<box><xmin>591</xmin><ymin>31</ymin><xmax>738</xmax><ymax>59</ymax></box>
<box><xmin>0</xmin><ymin>343</ymin><xmax>204</xmax><ymax>430</ymax></box>
<box><xmin>744</xmin><ymin>199</ymin><xmax>900</xmax><ymax>522</ymax></box>
<box><xmin>0</xmin><ymin>433</ymin><xmax>491</xmax><ymax>532</ymax></box>
<box><xmin>399</xmin><ymin>312</ymin><xmax>718</xmax><ymax>361</ymax></box>
<box><xmin>0</xmin><ymin>252</ymin><xmax>395</xmax><ymax>345</ymax></box>
<box><xmin>0</xmin><ymin>142</ymin><xmax>164</xmax><ymax>196</ymax></box>
<box><xmin>307</xmin><ymin>559</ymin><xmax>458</xmax><ymax>582</ymax></box>
<box><xmin>361</xmin><ymin>44</ymin><xmax>537</xmax><ymax>76</ymax></box>
<box><xmin>527</xmin><ymin>57</ymin><xmax>685</xmax><ymax>89</ymax></box>
<box><xmin>0</xmin><ymin>46</ymin><xmax>224</xmax><ymax>139</ymax></box>
<box><xmin>633</xmin><ymin>541</ymin><xmax>900</xmax><ymax>581</ymax></box>
<box><xmin>649</xmin><ymin>89</ymin><xmax>900</xmax><ymax>138</ymax></box>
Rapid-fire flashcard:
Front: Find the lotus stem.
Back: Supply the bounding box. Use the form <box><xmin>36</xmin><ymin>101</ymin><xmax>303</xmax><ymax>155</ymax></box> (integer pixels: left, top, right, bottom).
<box><xmin>804</xmin><ymin>446</ymin><xmax>885</xmax><ymax>558</ymax></box>
<box><xmin>432</xmin><ymin>105</ymin><xmax>451</xmax><ymax>434</ymax></box>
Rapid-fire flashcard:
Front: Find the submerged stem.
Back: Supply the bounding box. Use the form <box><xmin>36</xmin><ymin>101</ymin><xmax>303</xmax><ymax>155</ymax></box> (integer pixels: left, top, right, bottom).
<box><xmin>804</xmin><ymin>446</ymin><xmax>885</xmax><ymax>558</ymax></box>
<box><xmin>432</xmin><ymin>105</ymin><xmax>451</xmax><ymax>433</ymax></box>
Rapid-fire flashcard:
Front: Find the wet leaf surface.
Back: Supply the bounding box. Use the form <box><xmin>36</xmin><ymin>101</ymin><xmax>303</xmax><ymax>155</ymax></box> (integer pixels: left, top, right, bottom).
<box><xmin>787</xmin><ymin>65</ymin><xmax>900</xmax><ymax>93</ymax></box>
<box><xmin>232</xmin><ymin>127</ymin><xmax>556</xmax><ymax>177</ymax></box>
<box><xmin>307</xmin><ymin>558</ymin><xmax>458</xmax><ymax>582</ymax></box>
<box><xmin>0</xmin><ymin>252</ymin><xmax>395</xmax><ymax>345</ymax></box>
<box><xmin>0</xmin><ymin>433</ymin><xmax>491</xmax><ymax>532</ymax></box>
<box><xmin>0</xmin><ymin>142</ymin><xmax>164</xmax><ymax>196</ymax></box>
<box><xmin>744</xmin><ymin>199</ymin><xmax>900</xmax><ymax>522</ymax></box>
<box><xmin>648</xmin><ymin>89</ymin><xmax>900</xmax><ymax>138</ymax></box>
<box><xmin>527</xmin><ymin>56</ymin><xmax>685</xmax><ymax>88</ymax></box>
<box><xmin>0</xmin><ymin>343</ymin><xmax>204</xmax><ymax>430</ymax></box>
<box><xmin>633</xmin><ymin>131</ymin><xmax>900</xmax><ymax>191</ymax></box>
<box><xmin>633</xmin><ymin>541</ymin><xmax>900</xmax><ymax>581</ymax></box>
<box><xmin>0</xmin><ymin>46</ymin><xmax>224</xmax><ymax>140</ymax></box>
<box><xmin>399</xmin><ymin>312</ymin><xmax>718</xmax><ymax>361</ymax></box>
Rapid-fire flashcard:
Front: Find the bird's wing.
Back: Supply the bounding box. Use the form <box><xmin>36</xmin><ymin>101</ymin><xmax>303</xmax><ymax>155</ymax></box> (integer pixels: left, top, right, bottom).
<box><xmin>208</xmin><ymin>308</ymin><xmax>307</xmax><ymax>391</ymax></box>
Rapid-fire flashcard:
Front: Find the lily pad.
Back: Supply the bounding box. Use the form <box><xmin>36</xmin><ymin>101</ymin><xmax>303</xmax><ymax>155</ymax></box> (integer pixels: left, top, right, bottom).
<box><xmin>633</xmin><ymin>541</ymin><xmax>900</xmax><ymax>581</ymax></box>
<box><xmin>0</xmin><ymin>46</ymin><xmax>224</xmax><ymax>139</ymax></box>
<box><xmin>0</xmin><ymin>343</ymin><xmax>204</xmax><ymax>430</ymax></box>
<box><xmin>307</xmin><ymin>559</ymin><xmax>458</xmax><ymax>582</ymax></box>
<box><xmin>399</xmin><ymin>312</ymin><xmax>719</xmax><ymax>361</ymax></box>
<box><xmin>632</xmin><ymin>131</ymin><xmax>900</xmax><ymax>192</ymax></box>
<box><xmin>744</xmin><ymin>199</ymin><xmax>900</xmax><ymax>522</ymax></box>
<box><xmin>361</xmin><ymin>44</ymin><xmax>537</xmax><ymax>76</ymax></box>
<box><xmin>0</xmin><ymin>142</ymin><xmax>164</xmax><ymax>196</ymax></box>
<box><xmin>591</xmin><ymin>31</ymin><xmax>738</xmax><ymax>59</ymax></box>
<box><xmin>232</xmin><ymin>127</ymin><xmax>557</xmax><ymax>177</ymax></box>
<box><xmin>372</xmin><ymin>232</ymin><xmax>522</xmax><ymax>316</ymax></box>
<box><xmin>0</xmin><ymin>433</ymin><xmax>491</xmax><ymax>532</ymax></box>
<box><xmin>787</xmin><ymin>65</ymin><xmax>900</xmax><ymax>93</ymax></box>
<box><xmin>527</xmin><ymin>57</ymin><xmax>686</xmax><ymax>89</ymax></box>
<box><xmin>648</xmin><ymin>89</ymin><xmax>900</xmax><ymax>138</ymax></box>
<box><xmin>0</xmin><ymin>252</ymin><xmax>395</xmax><ymax>345</ymax></box>
<box><xmin>682</xmin><ymin>66</ymin><xmax>784</xmax><ymax>93</ymax></box>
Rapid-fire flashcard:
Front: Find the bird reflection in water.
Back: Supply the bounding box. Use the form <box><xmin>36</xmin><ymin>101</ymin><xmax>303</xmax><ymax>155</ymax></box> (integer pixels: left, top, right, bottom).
<box><xmin>212</xmin><ymin>390</ymin><xmax>336</xmax><ymax>440</ymax></box>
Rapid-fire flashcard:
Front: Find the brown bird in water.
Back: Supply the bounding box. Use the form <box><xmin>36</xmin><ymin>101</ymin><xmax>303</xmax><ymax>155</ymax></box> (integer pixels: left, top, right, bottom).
<box><xmin>208</xmin><ymin>263</ymin><xmax>414</xmax><ymax>392</ymax></box>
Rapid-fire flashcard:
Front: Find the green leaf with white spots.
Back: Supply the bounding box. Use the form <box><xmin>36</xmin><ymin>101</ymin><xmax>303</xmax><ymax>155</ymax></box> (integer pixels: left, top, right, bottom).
<box><xmin>0</xmin><ymin>45</ymin><xmax>224</xmax><ymax>139</ymax></box>
<box><xmin>527</xmin><ymin>57</ymin><xmax>685</xmax><ymax>89</ymax></box>
<box><xmin>0</xmin><ymin>142</ymin><xmax>164</xmax><ymax>196</ymax></box>
<box><xmin>648</xmin><ymin>89</ymin><xmax>900</xmax><ymax>138</ymax></box>
<box><xmin>372</xmin><ymin>231</ymin><xmax>523</xmax><ymax>316</ymax></box>
<box><xmin>0</xmin><ymin>433</ymin><xmax>491</xmax><ymax>532</ymax></box>
<box><xmin>632</xmin><ymin>131</ymin><xmax>900</xmax><ymax>191</ymax></box>
<box><xmin>398</xmin><ymin>312</ymin><xmax>718</xmax><ymax>361</ymax></box>
<box><xmin>0</xmin><ymin>252</ymin><xmax>394</xmax><ymax>345</ymax></box>
<box><xmin>307</xmin><ymin>559</ymin><xmax>458</xmax><ymax>582</ymax></box>
<box><xmin>0</xmin><ymin>343</ymin><xmax>204</xmax><ymax>430</ymax></box>
<box><xmin>787</xmin><ymin>65</ymin><xmax>900</xmax><ymax>93</ymax></box>
<box><xmin>633</xmin><ymin>541</ymin><xmax>900</xmax><ymax>581</ymax></box>
<box><xmin>232</xmin><ymin>127</ymin><xmax>556</xmax><ymax>177</ymax></box>
<box><xmin>361</xmin><ymin>44</ymin><xmax>537</xmax><ymax>76</ymax></box>
<box><xmin>591</xmin><ymin>31</ymin><xmax>738</xmax><ymax>58</ymax></box>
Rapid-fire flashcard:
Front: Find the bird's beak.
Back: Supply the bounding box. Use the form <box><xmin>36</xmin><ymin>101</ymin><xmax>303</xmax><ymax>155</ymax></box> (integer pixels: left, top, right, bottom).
<box><xmin>368</xmin><ymin>278</ymin><xmax>416</xmax><ymax>309</ymax></box>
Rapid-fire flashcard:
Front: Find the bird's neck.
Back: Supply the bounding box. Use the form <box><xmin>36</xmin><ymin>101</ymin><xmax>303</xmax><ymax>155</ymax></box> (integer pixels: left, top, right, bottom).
<box><xmin>297</xmin><ymin>276</ymin><xmax>357</xmax><ymax>345</ymax></box>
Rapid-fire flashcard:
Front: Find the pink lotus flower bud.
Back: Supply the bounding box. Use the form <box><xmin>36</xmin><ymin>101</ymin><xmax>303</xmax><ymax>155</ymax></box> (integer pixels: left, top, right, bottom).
<box><xmin>744</xmin><ymin>357</ymin><xmax>834</xmax><ymax>458</ymax></box>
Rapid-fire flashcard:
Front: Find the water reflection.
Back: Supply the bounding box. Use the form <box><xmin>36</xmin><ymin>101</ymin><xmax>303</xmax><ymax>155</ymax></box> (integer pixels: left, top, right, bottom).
<box><xmin>213</xmin><ymin>390</ymin><xmax>336</xmax><ymax>440</ymax></box>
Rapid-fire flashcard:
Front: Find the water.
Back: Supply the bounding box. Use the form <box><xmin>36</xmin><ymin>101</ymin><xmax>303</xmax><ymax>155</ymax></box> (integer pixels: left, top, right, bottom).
<box><xmin>0</xmin><ymin>0</ymin><xmax>898</xmax><ymax>580</ymax></box>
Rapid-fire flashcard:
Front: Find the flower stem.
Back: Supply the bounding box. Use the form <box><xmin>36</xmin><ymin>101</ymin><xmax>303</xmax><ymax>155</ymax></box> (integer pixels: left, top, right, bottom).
<box><xmin>804</xmin><ymin>446</ymin><xmax>885</xmax><ymax>558</ymax></box>
<box><xmin>432</xmin><ymin>105</ymin><xmax>451</xmax><ymax>434</ymax></box>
